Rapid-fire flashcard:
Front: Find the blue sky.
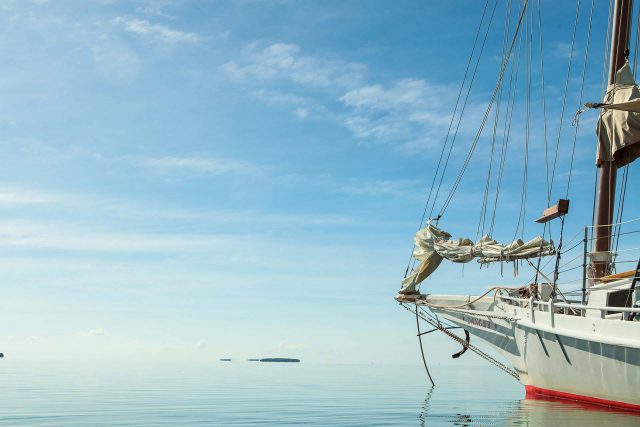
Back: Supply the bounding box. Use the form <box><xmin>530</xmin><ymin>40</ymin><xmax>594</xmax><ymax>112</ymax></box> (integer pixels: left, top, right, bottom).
<box><xmin>1</xmin><ymin>0</ymin><xmax>638</xmax><ymax>366</ymax></box>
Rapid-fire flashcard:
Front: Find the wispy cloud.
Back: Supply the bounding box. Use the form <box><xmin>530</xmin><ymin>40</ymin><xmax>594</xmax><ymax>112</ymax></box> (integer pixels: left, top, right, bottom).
<box><xmin>221</xmin><ymin>41</ymin><xmax>478</xmax><ymax>153</ymax></box>
<box><xmin>339</xmin><ymin>78</ymin><xmax>457</xmax><ymax>147</ymax></box>
<box><xmin>0</xmin><ymin>220</ymin><xmax>238</xmax><ymax>254</ymax></box>
<box><xmin>0</xmin><ymin>190</ymin><xmax>53</xmax><ymax>205</ymax></box>
<box><xmin>137</xmin><ymin>156</ymin><xmax>267</xmax><ymax>175</ymax></box>
<box><xmin>78</xmin><ymin>328</ymin><xmax>107</xmax><ymax>337</ymax></box>
<box><xmin>92</xmin><ymin>42</ymin><xmax>142</xmax><ymax>85</ymax></box>
<box><xmin>116</xmin><ymin>17</ymin><xmax>201</xmax><ymax>44</ymax></box>
<box><xmin>334</xmin><ymin>178</ymin><xmax>424</xmax><ymax>198</ymax></box>
<box><xmin>220</xmin><ymin>42</ymin><xmax>365</xmax><ymax>89</ymax></box>
<box><xmin>0</xmin><ymin>183</ymin><xmax>359</xmax><ymax>229</ymax></box>
<box><xmin>549</xmin><ymin>41</ymin><xmax>582</xmax><ymax>60</ymax></box>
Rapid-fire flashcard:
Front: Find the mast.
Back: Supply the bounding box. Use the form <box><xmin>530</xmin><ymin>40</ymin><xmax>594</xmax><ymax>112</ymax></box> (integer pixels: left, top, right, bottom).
<box><xmin>592</xmin><ymin>0</ymin><xmax>634</xmax><ymax>279</ymax></box>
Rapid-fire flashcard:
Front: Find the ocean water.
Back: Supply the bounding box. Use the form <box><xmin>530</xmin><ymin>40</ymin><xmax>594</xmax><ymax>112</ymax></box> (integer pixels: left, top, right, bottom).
<box><xmin>0</xmin><ymin>360</ymin><xmax>638</xmax><ymax>426</ymax></box>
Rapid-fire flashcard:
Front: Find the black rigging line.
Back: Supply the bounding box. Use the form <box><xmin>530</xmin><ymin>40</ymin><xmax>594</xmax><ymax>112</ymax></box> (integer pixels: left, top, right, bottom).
<box><xmin>534</xmin><ymin>0</ymin><xmax>550</xmax><ymax>284</ymax></box>
<box><xmin>403</xmin><ymin>0</ymin><xmax>496</xmax><ymax>278</ymax></box>
<box><xmin>438</xmin><ymin>0</ymin><xmax>530</xmax><ymax>218</ymax></box>
<box><xmin>428</xmin><ymin>0</ymin><xmax>501</xmax><ymax>219</ymax></box>
<box><xmin>490</xmin><ymin>27</ymin><xmax>522</xmax><ymax>237</ymax></box>
<box><xmin>477</xmin><ymin>0</ymin><xmax>513</xmax><ymax>240</ymax></box>
<box><xmin>566</xmin><ymin>0</ymin><xmax>595</xmax><ymax>201</ymax></box>
<box><xmin>419</xmin><ymin>0</ymin><xmax>494</xmax><ymax>227</ymax></box>
<box><xmin>416</xmin><ymin>308</ymin><xmax>435</xmax><ymax>386</ymax></box>
<box><xmin>537</xmin><ymin>0</ymin><xmax>551</xmax><ymax>204</ymax></box>
<box><xmin>549</xmin><ymin>0</ymin><xmax>582</xmax><ymax>203</ymax></box>
<box><xmin>513</xmin><ymin>2</ymin><xmax>533</xmax><ymax>242</ymax></box>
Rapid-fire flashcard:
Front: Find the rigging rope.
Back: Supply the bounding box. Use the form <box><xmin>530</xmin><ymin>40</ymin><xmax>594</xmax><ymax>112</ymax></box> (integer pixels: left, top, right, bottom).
<box><xmin>549</xmin><ymin>0</ymin><xmax>582</xmax><ymax>203</ymax></box>
<box><xmin>438</xmin><ymin>0</ymin><xmax>530</xmax><ymax>218</ymax></box>
<box><xmin>428</xmin><ymin>0</ymin><xmax>501</xmax><ymax>219</ymax></box>
<box><xmin>418</xmin><ymin>0</ymin><xmax>494</xmax><ymax>227</ymax></box>
<box><xmin>404</xmin><ymin>0</ymin><xmax>498</xmax><ymax>278</ymax></box>
<box><xmin>537</xmin><ymin>0</ymin><xmax>551</xmax><ymax>204</ymax></box>
<box><xmin>401</xmin><ymin>303</ymin><xmax>520</xmax><ymax>381</ymax></box>
<box><xmin>513</xmin><ymin>2</ymin><xmax>533</xmax><ymax>242</ymax></box>
<box><xmin>566</xmin><ymin>0</ymin><xmax>595</xmax><ymax>200</ymax></box>
<box><xmin>489</xmin><ymin>31</ymin><xmax>521</xmax><ymax>237</ymax></box>
<box><xmin>477</xmin><ymin>0</ymin><xmax>513</xmax><ymax>240</ymax></box>
<box><xmin>416</xmin><ymin>308</ymin><xmax>435</xmax><ymax>386</ymax></box>
<box><xmin>613</xmin><ymin>165</ymin><xmax>629</xmax><ymax>256</ymax></box>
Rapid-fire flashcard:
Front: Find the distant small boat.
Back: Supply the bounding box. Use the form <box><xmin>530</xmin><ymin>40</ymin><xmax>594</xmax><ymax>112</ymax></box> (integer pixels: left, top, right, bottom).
<box><xmin>259</xmin><ymin>358</ymin><xmax>300</xmax><ymax>363</ymax></box>
<box><xmin>219</xmin><ymin>358</ymin><xmax>232</xmax><ymax>361</ymax></box>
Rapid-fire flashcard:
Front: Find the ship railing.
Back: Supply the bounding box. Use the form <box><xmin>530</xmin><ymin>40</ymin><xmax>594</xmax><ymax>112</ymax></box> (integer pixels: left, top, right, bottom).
<box><xmin>498</xmin><ymin>294</ymin><xmax>640</xmax><ymax>321</ymax></box>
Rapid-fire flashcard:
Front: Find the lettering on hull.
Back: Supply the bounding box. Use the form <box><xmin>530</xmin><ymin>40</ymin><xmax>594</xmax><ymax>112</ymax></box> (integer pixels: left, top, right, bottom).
<box><xmin>462</xmin><ymin>315</ymin><xmax>496</xmax><ymax>330</ymax></box>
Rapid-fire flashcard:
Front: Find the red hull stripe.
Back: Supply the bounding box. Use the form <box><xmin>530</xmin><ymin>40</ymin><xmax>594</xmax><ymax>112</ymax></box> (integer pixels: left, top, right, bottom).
<box><xmin>525</xmin><ymin>385</ymin><xmax>640</xmax><ymax>412</ymax></box>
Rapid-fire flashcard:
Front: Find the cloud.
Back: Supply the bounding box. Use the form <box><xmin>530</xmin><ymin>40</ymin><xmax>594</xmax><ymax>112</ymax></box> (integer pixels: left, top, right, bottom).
<box><xmin>220</xmin><ymin>42</ymin><xmax>365</xmax><ymax>89</ymax></box>
<box><xmin>339</xmin><ymin>78</ymin><xmax>456</xmax><ymax>145</ymax></box>
<box><xmin>0</xmin><ymin>183</ymin><xmax>359</xmax><ymax>230</ymax></box>
<box><xmin>137</xmin><ymin>156</ymin><xmax>267</xmax><ymax>175</ymax></box>
<box><xmin>0</xmin><ymin>220</ymin><xmax>238</xmax><ymax>254</ymax></box>
<box><xmin>549</xmin><ymin>41</ymin><xmax>581</xmax><ymax>60</ymax></box>
<box><xmin>250</xmin><ymin>89</ymin><xmax>329</xmax><ymax>119</ymax></box>
<box><xmin>79</xmin><ymin>329</ymin><xmax>106</xmax><ymax>337</ymax></box>
<box><xmin>135</xmin><ymin>2</ymin><xmax>178</xmax><ymax>20</ymax></box>
<box><xmin>116</xmin><ymin>17</ymin><xmax>200</xmax><ymax>44</ymax></box>
<box><xmin>0</xmin><ymin>190</ymin><xmax>53</xmax><ymax>205</ymax></box>
<box><xmin>221</xmin><ymin>41</ymin><xmax>469</xmax><ymax>152</ymax></box>
<box><xmin>293</xmin><ymin>108</ymin><xmax>309</xmax><ymax>119</ymax></box>
<box><xmin>334</xmin><ymin>178</ymin><xmax>423</xmax><ymax>198</ymax></box>
<box><xmin>92</xmin><ymin>42</ymin><xmax>141</xmax><ymax>85</ymax></box>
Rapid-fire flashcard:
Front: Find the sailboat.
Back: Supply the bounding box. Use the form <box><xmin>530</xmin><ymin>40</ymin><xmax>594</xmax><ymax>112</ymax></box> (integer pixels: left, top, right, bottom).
<box><xmin>397</xmin><ymin>0</ymin><xmax>640</xmax><ymax>411</ymax></box>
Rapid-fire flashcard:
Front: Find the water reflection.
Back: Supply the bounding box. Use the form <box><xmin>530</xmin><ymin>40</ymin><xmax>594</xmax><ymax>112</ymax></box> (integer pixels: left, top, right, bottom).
<box><xmin>418</xmin><ymin>388</ymin><xmax>640</xmax><ymax>426</ymax></box>
<box><xmin>418</xmin><ymin>386</ymin><xmax>434</xmax><ymax>427</ymax></box>
<box><xmin>0</xmin><ymin>361</ymin><xmax>638</xmax><ymax>425</ymax></box>
<box><xmin>515</xmin><ymin>394</ymin><xmax>640</xmax><ymax>426</ymax></box>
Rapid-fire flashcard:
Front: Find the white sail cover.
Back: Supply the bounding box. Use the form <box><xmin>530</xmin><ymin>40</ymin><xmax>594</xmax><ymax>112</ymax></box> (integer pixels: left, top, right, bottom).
<box><xmin>401</xmin><ymin>221</ymin><xmax>555</xmax><ymax>293</ymax></box>
<box><xmin>596</xmin><ymin>62</ymin><xmax>640</xmax><ymax>167</ymax></box>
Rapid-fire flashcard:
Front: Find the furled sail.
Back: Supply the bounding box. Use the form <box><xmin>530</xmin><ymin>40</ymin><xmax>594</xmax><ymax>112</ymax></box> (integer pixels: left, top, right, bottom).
<box><xmin>595</xmin><ymin>62</ymin><xmax>640</xmax><ymax>167</ymax></box>
<box><xmin>401</xmin><ymin>221</ymin><xmax>555</xmax><ymax>293</ymax></box>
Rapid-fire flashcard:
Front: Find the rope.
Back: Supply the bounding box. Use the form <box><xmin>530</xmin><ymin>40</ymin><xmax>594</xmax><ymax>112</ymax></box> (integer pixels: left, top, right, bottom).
<box><xmin>513</xmin><ymin>2</ymin><xmax>532</xmax><ymax>242</ymax></box>
<box><xmin>401</xmin><ymin>303</ymin><xmax>520</xmax><ymax>381</ymax></box>
<box><xmin>413</xmin><ymin>285</ymin><xmax>519</xmax><ymax>309</ymax></box>
<box><xmin>477</xmin><ymin>0</ymin><xmax>514</xmax><ymax>240</ymax></box>
<box><xmin>549</xmin><ymin>0</ymin><xmax>582</xmax><ymax>202</ymax></box>
<box><xmin>438</xmin><ymin>0</ymin><xmax>530</xmax><ymax>218</ymax></box>
<box><xmin>613</xmin><ymin>165</ymin><xmax>629</xmax><ymax>257</ymax></box>
<box><xmin>536</xmin><ymin>0</ymin><xmax>551</xmax><ymax>204</ymax></box>
<box><xmin>566</xmin><ymin>0</ymin><xmax>595</xmax><ymax>200</ymax></box>
<box><xmin>428</xmin><ymin>0</ymin><xmax>501</xmax><ymax>219</ymax></box>
<box><xmin>489</xmin><ymin>29</ymin><xmax>522</xmax><ymax>237</ymax></box>
<box><xmin>430</xmin><ymin>306</ymin><xmax>520</xmax><ymax>322</ymax></box>
<box><xmin>587</xmin><ymin>216</ymin><xmax>640</xmax><ymax>228</ymax></box>
<box><xmin>416</xmin><ymin>308</ymin><xmax>435</xmax><ymax>386</ymax></box>
<box><xmin>403</xmin><ymin>0</ymin><xmax>497</xmax><ymax>279</ymax></box>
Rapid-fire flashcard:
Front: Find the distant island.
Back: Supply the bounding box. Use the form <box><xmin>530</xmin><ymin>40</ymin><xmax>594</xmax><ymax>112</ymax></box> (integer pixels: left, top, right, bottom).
<box><xmin>259</xmin><ymin>358</ymin><xmax>300</xmax><ymax>363</ymax></box>
<box><xmin>219</xmin><ymin>358</ymin><xmax>232</xmax><ymax>361</ymax></box>
<box><xmin>247</xmin><ymin>359</ymin><xmax>260</xmax><ymax>361</ymax></box>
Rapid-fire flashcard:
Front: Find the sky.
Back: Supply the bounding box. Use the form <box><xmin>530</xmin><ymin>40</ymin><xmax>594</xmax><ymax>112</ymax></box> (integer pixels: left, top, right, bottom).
<box><xmin>0</xmin><ymin>0</ymin><xmax>639</xmax><ymax>367</ymax></box>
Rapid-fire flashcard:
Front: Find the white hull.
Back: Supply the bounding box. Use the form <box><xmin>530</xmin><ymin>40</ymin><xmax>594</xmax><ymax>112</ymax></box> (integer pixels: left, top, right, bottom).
<box><xmin>410</xmin><ymin>279</ymin><xmax>640</xmax><ymax>410</ymax></box>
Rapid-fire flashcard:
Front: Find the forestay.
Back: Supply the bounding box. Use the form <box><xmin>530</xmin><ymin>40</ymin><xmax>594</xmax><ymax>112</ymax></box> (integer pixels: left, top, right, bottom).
<box><xmin>401</xmin><ymin>221</ymin><xmax>555</xmax><ymax>293</ymax></box>
<box><xmin>595</xmin><ymin>62</ymin><xmax>640</xmax><ymax>167</ymax></box>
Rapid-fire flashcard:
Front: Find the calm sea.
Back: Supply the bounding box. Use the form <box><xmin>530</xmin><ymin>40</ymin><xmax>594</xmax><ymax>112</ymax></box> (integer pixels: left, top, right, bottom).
<box><xmin>0</xmin><ymin>360</ymin><xmax>638</xmax><ymax>426</ymax></box>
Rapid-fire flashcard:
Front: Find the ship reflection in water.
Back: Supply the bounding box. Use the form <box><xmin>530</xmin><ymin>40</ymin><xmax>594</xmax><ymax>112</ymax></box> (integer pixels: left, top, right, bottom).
<box><xmin>419</xmin><ymin>386</ymin><xmax>640</xmax><ymax>426</ymax></box>
<box><xmin>0</xmin><ymin>361</ymin><xmax>637</xmax><ymax>425</ymax></box>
